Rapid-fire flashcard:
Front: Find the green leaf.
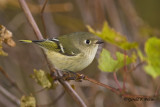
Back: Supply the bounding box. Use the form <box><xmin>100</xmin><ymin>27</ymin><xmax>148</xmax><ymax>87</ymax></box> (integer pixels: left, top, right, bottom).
<box><xmin>144</xmin><ymin>37</ymin><xmax>160</xmax><ymax>78</ymax></box>
<box><xmin>98</xmin><ymin>49</ymin><xmax>136</xmax><ymax>72</ymax></box>
<box><xmin>20</xmin><ymin>95</ymin><xmax>36</xmax><ymax>107</ymax></box>
<box><xmin>144</xmin><ymin>65</ymin><xmax>159</xmax><ymax>78</ymax></box>
<box><xmin>87</xmin><ymin>21</ymin><xmax>138</xmax><ymax>50</ymax></box>
<box><xmin>31</xmin><ymin>69</ymin><xmax>52</xmax><ymax>88</ymax></box>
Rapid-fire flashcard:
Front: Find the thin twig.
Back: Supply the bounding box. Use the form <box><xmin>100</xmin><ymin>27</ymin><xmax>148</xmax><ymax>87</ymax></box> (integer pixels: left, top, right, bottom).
<box><xmin>129</xmin><ymin>61</ymin><xmax>145</xmax><ymax>72</ymax></box>
<box><xmin>113</xmin><ymin>72</ymin><xmax>122</xmax><ymax>92</ymax></box>
<box><xmin>18</xmin><ymin>0</ymin><xmax>43</xmax><ymax>39</ymax></box>
<box><xmin>57</xmin><ymin>70</ymin><xmax>87</xmax><ymax>107</ymax></box>
<box><xmin>53</xmin><ymin>71</ymin><xmax>160</xmax><ymax>101</ymax></box>
<box><xmin>0</xmin><ymin>66</ymin><xmax>24</xmax><ymax>94</ymax></box>
<box><xmin>41</xmin><ymin>0</ymin><xmax>48</xmax><ymax>17</ymax></box>
<box><xmin>59</xmin><ymin>79</ymin><xmax>87</xmax><ymax>107</ymax></box>
<box><xmin>18</xmin><ymin>0</ymin><xmax>87</xmax><ymax>106</ymax></box>
<box><xmin>123</xmin><ymin>50</ymin><xmax>127</xmax><ymax>91</ymax></box>
<box><xmin>155</xmin><ymin>85</ymin><xmax>160</xmax><ymax>96</ymax></box>
<box><xmin>0</xmin><ymin>85</ymin><xmax>20</xmax><ymax>105</ymax></box>
<box><xmin>84</xmin><ymin>75</ymin><xmax>159</xmax><ymax>100</ymax></box>
<box><xmin>40</xmin><ymin>0</ymin><xmax>48</xmax><ymax>38</ymax></box>
<box><xmin>84</xmin><ymin>76</ymin><xmax>120</xmax><ymax>95</ymax></box>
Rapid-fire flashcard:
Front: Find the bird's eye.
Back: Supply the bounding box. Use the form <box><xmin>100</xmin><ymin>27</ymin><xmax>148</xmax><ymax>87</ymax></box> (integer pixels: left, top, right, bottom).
<box><xmin>84</xmin><ymin>39</ymin><xmax>91</xmax><ymax>45</ymax></box>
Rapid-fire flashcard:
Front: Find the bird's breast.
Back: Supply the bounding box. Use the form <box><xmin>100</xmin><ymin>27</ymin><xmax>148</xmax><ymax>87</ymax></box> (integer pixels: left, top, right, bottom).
<box><xmin>45</xmin><ymin>49</ymin><xmax>97</xmax><ymax>72</ymax></box>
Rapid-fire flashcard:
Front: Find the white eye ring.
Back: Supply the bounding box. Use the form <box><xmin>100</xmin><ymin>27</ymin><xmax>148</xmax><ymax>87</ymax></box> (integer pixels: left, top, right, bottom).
<box><xmin>84</xmin><ymin>39</ymin><xmax>91</xmax><ymax>45</ymax></box>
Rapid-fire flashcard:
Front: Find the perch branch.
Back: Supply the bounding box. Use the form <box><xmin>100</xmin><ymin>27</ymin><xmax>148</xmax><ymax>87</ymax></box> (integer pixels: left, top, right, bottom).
<box><xmin>84</xmin><ymin>75</ymin><xmax>159</xmax><ymax>101</ymax></box>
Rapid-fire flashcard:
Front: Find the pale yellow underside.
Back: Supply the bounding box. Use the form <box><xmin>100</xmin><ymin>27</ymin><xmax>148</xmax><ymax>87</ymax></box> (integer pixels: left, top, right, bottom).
<box><xmin>45</xmin><ymin>46</ymin><xmax>98</xmax><ymax>72</ymax></box>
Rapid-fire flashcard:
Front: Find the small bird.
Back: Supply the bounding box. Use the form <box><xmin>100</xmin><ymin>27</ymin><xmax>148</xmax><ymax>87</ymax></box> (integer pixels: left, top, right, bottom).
<box><xmin>20</xmin><ymin>32</ymin><xmax>103</xmax><ymax>72</ymax></box>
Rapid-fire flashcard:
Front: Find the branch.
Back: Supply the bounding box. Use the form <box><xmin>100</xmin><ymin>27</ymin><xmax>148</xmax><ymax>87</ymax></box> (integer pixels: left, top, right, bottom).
<box><xmin>0</xmin><ymin>66</ymin><xmax>24</xmax><ymax>94</ymax></box>
<box><xmin>61</xmin><ymin>73</ymin><xmax>160</xmax><ymax>101</ymax></box>
<box><xmin>0</xmin><ymin>85</ymin><xmax>20</xmax><ymax>105</ymax></box>
<box><xmin>123</xmin><ymin>50</ymin><xmax>127</xmax><ymax>91</ymax></box>
<box><xmin>59</xmin><ymin>79</ymin><xmax>87</xmax><ymax>107</ymax></box>
<box><xmin>18</xmin><ymin>0</ymin><xmax>43</xmax><ymax>40</ymax></box>
<box><xmin>113</xmin><ymin>72</ymin><xmax>122</xmax><ymax>92</ymax></box>
<box><xmin>84</xmin><ymin>76</ymin><xmax>120</xmax><ymax>95</ymax></box>
<box><xmin>40</xmin><ymin>0</ymin><xmax>48</xmax><ymax>38</ymax></box>
<box><xmin>18</xmin><ymin>0</ymin><xmax>87</xmax><ymax>106</ymax></box>
<box><xmin>84</xmin><ymin>75</ymin><xmax>160</xmax><ymax>101</ymax></box>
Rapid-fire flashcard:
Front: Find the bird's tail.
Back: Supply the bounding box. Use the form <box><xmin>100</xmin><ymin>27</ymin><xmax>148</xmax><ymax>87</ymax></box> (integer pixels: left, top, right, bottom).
<box><xmin>19</xmin><ymin>40</ymin><xmax>33</xmax><ymax>43</ymax></box>
<box><xmin>19</xmin><ymin>39</ymin><xmax>59</xmax><ymax>51</ymax></box>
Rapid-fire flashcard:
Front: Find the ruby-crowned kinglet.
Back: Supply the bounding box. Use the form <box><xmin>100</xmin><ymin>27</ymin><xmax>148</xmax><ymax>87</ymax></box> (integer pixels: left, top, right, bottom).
<box><xmin>20</xmin><ymin>32</ymin><xmax>103</xmax><ymax>72</ymax></box>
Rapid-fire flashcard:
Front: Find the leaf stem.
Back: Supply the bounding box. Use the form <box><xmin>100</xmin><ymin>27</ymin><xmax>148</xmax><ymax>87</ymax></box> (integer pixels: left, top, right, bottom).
<box><xmin>123</xmin><ymin>50</ymin><xmax>127</xmax><ymax>91</ymax></box>
<box><xmin>113</xmin><ymin>72</ymin><xmax>122</xmax><ymax>92</ymax></box>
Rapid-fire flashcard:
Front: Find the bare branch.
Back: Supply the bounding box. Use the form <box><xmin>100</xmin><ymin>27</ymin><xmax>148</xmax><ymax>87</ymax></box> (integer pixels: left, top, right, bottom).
<box><xmin>84</xmin><ymin>76</ymin><xmax>120</xmax><ymax>95</ymax></box>
<box><xmin>84</xmin><ymin>75</ymin><xmax>159</xmax><ymax>100</ymax></box>
<box><xmin>18</xmin><ymin>0</ymin><xmax>43</xmax><ymax>39</ymax></box>
<box><xmin>0</xmin><ymin>85</ymin><xmax>20</xmax><ymax>105</ymax></box>
<box><xmin>155</xmin><ymin>85</ymin><xmax>160</xmax><ymax>96</ymax></box>
<box><xmin>59</xmin><ymin>79</ymin><xmax>87</xmax><ymax>107</ymax></box>
<box><xmin>123</xmin><ymin>50</ymin><xmax>127</xmax><ymax>91</ymax></box>
<box><xmin>113</xmin><ymin>72</ymin><xmax>122</xmax><ymax>92</ymax></box>
<box><xmin>40</xmin><ymin>0</ymin><xmax>48</xmax><ymax>38</ymax></box>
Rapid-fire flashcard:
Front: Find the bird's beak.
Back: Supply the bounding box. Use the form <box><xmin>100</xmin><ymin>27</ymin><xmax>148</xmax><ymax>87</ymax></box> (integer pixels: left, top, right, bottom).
<box><xmin>95</xmin><ymin>40</ymin><xmax>104</xmax><ymax>44</ymax></box>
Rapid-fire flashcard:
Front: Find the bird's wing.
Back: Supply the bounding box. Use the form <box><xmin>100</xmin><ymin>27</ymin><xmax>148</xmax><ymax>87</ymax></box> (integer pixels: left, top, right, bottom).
<box><xmin>20</xmin><ymin>38</ymin><xmax>80</xmax><ymax>56</ymax></box>
<box><xmin>57</xmin><ymin>36</ymin><xmax>81</xmax><ymax>56</ymax></box>
<box><xmin>32</xmin><ymin>39</ymin><xmax>61</xmax><ymax>52</ymax></box>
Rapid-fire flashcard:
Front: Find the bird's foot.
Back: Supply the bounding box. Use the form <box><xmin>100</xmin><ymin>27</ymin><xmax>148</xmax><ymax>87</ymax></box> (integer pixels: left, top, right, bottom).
<box><xmin>62</xmin><ymin>71</ymin><xmax>85</xmax><ymax>82</ymax></box>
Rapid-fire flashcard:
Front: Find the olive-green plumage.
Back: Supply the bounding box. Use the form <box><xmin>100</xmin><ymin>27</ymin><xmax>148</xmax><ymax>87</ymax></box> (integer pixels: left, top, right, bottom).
<box><xmin>20</xmin><ymin>32</ymin><xmax>103</xmax><ymax>72</ymax></box>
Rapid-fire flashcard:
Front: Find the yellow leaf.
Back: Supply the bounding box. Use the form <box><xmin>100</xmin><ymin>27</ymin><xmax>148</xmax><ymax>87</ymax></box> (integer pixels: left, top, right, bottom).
<box><xmin>20</xmin><ymin>95</ymin><xmax>36</xmax><ymax>107</ymax></box>
<box><xmin>0</xmin><ymin>25</ymin><xmax>16</xmax><ymax>56</ymax></box>
<box><xmin>31</xmin><ymin>69</ymin><xmax>53</xmax><ymax>88</ymax></box>
<box><xmin>87</xmin><ymin>21</ymin><xmax>138</xmax><ymax>50</ymax></box>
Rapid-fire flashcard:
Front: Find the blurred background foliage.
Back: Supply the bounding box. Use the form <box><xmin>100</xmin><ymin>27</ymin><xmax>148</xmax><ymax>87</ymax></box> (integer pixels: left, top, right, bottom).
<box><xmin>0</xmin><ymin>0</ymin><xmax>160</xmax><ymax>107</ymax></box>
